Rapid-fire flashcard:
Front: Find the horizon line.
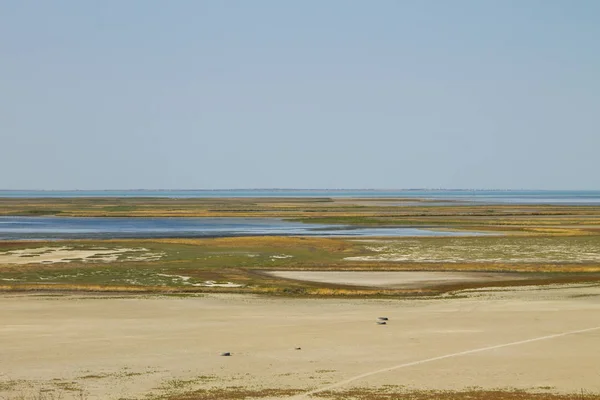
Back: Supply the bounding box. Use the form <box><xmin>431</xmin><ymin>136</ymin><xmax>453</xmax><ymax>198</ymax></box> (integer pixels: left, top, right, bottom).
<box><xmin>1</xmin><ymin>188</ymin><xmax>598</xmax><ymax>192</ymax></box>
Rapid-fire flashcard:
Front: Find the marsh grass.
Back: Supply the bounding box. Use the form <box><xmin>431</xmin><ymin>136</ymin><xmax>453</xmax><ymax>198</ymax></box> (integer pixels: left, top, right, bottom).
<box><xmin>3</xmin><ymin>198</ymin><xmax>600</xmax><ymax>297</ymax></box>
<box><xmin>2</xmin><ymin>235</ymin><xmax>600</xmax><ymax>297</ymax></box>
<box><xmin>3</xmin><ymin>198</ymin><xmax>600</xmax><ymax>231</ymax></box>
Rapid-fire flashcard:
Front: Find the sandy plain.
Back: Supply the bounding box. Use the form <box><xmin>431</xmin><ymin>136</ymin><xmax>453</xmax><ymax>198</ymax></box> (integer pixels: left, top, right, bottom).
<box><xmin>1</xmin><ymin>284</ymin><xmax>600</xmax><ymax>399</ymax></box>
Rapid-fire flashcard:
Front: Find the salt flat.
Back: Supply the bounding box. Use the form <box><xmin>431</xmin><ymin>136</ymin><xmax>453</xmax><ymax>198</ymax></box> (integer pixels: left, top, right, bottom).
<box><xmin>265</xmin><ymin>270</ymin><xmax>528</xmax><ymax>288</ymax></box>
<box><xmin>1</xmin><ymin>285</ymin><xmax>599</xmax><ymax>399</ymax></box>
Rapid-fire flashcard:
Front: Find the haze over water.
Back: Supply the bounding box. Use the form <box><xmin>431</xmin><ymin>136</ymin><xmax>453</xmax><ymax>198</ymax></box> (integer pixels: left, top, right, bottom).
<box><xmin>2</xmin><ymin>190</ymin><xmax>600</xmax><ymax>205</ymax></box>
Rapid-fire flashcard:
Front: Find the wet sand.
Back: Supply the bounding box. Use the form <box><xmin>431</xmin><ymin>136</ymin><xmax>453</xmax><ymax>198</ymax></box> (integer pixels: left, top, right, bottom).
<box><xmin>1</xmin><ymin>285</ymin><xmax>600</xmax><ymax>399</ymax></box>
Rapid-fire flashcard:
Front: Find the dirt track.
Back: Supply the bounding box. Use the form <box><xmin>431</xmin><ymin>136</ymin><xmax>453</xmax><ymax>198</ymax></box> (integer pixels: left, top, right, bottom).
<box><xmin>1</xmin><ymin>285</ymin><xmax>600</xmax><ymax>399</ymax></box>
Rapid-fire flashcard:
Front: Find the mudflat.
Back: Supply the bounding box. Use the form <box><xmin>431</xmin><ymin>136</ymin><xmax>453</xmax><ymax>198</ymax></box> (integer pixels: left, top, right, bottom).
<box><xmin>1</xmin><ymin>285</ymin><xmax>600</xmax><ymax>399</ymax></box>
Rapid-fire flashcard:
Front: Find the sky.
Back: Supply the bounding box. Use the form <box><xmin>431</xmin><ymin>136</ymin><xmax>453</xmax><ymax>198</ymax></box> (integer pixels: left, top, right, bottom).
<box><xmin>1</xmin><ymin>1</ymin><xmax>599</xmax><ymax>190</ymax></box>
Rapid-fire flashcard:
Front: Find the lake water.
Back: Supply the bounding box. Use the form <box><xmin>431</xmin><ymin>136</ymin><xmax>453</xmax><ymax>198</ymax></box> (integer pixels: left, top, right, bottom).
<box><xmin>1</xmin><ymin>189</ymin><xmax>600</xmax><ymax>204</ymax></box>
<box><xmin>0</xmin><ymin>217</ymin><xmax>482</xmax><ymax>240</ymax></box>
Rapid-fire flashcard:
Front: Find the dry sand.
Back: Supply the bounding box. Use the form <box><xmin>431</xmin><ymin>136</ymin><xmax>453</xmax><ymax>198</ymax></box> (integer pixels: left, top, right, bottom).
<box><xmin>1</xmin><ymin>285</ymin><xmax>600</xmax><ymax>399</ymax></box>
<box><xmin>265</xmin><ymin>270</ymin><xmax>527</xmax><ymax>288</ymax></box>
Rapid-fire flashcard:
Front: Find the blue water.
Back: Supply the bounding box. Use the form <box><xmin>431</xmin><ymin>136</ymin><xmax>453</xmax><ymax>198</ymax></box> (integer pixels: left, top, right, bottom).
<box><xmin>0</xmin><ymin>217</ymin><xmax>483</xmax><ymax>240</ymax></box>
<box><xmin>1</xmin><ymin>189</ymin><xmax>600</xmax><ymax>204</ymax></box>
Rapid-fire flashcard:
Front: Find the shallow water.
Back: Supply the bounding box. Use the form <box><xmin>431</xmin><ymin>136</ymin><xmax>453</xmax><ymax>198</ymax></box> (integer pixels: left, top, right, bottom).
<box><xmin>0</xmin><ymin>216</ymin><xmax>483</xmax><ymax>240</ymax></box>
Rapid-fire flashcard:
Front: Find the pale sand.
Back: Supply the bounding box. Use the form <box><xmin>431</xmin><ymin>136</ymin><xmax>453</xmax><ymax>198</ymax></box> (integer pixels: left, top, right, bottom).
<box><xmin>156</xmin><ymin>274</ymin><xmax>244</xmax><ymax>288</ymax></box>
<box><xmin>265</xmin><ymin>270</ymin><xmax>527</xmax><ymax>288</ymax></box>
<box><xmin>0</xmin><ymin>247</ymin><xmax>162</xmax><ymax>265</ymax></box>
<box><xmin>1</xmin><ymin>285</ymin><xmax>600</xmax><ymax>399</ymax></box>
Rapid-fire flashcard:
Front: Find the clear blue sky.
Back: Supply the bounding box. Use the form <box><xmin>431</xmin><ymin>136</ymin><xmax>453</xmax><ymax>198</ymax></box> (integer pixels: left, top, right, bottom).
<box><xmin>1</xmin><ymin>1</ymin><xmax>599</xmax><ymax>190</ymax></box>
